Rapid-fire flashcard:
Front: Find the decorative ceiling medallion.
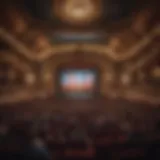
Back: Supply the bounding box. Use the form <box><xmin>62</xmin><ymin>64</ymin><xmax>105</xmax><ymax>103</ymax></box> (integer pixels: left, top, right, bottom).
<box><xmin>53</xmin><ymin>0</ymin><xmax>102</xmax><ymax>25</ymax></box>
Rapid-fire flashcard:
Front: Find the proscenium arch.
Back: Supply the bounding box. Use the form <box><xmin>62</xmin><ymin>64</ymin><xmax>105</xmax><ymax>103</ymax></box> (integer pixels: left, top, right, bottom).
<box><xmin>41</xmin><ymin>51</ymin><xmax>116</xmax><ymax>96</ymax></box>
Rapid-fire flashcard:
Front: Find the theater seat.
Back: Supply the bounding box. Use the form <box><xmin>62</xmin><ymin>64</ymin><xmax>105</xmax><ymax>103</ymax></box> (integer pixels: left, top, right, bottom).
<box><xmin>64</xmin><ymin>145</ymin><xmax>95</xmax><ymax>158</ymax></box>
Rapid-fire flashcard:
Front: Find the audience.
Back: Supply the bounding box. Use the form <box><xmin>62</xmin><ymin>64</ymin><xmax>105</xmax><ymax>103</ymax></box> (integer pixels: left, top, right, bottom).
<box><xmin>0</xmin><ymin>114</ymin><xmax>159</xmax><ymax>160</ymax></box>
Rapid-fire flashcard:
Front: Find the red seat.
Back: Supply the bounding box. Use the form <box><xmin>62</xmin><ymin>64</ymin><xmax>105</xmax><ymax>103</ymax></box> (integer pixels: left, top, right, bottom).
<box><xmin>64</xmin><ymin>146</ymin><xmax>95</xmax><ymax>158</ymax></box>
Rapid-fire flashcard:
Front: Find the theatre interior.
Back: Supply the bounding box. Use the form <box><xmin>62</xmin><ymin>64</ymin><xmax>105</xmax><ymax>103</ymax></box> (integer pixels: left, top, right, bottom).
<box><xmin>0</xmin><ymin>0</ymin><xmax>159</xmax><ymax>159</ymax></box>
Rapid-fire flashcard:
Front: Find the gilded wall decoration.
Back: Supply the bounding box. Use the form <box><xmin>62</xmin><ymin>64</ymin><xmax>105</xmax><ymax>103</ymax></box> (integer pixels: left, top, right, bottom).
<box><xmin>0</xmin><ymin>24</ymin><xmax>159</xmax><ymax>62</ymax></box>
<box><xmin>0</xmin><ymin>51</ymin><xmax>40</xmax><ymax>103</ymax></box>
<box><xmin>0</xmin><ymin>52</ymin><xmax>35</xmax><ymax>87</ymax></box>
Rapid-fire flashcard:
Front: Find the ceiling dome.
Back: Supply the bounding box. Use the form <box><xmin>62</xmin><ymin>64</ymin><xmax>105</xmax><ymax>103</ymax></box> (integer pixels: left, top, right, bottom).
<box><xmin>53</xmin><ymin>0</ymin><xmax>102</xmax><ymax>25</ymax></box>
<box><xmin>22</xmin><ymin>0</ymin><xmax>141</xmax><ymax>25</ymax></box>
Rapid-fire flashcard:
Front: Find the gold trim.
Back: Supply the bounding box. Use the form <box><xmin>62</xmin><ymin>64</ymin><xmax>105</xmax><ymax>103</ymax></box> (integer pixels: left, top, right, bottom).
<box><xmin>0</xmin><ymin>25</ymin><xmax>159</xmax><ymax>62</ymax></box>
<box><xmin>0</xmin><ymin>51</ymin><xmax>35</xmax><ymax>93</ymax></box>
<box><xmin>0</xmin><ymin>28</ymin><xmax>34</xmax><ymax>60</ymax></box>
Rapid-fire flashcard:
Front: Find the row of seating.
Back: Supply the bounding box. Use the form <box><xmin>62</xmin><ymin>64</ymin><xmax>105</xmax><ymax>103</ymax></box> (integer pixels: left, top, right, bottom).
<box><xmin>0</xmin><ymin>113</ymin><xmax>159</xmax><ymax>160</ymax></box>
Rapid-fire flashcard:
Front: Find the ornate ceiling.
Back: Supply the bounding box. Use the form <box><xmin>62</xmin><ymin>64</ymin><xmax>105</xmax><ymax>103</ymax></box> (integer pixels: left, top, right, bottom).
<box><xmin>53</xmin><ymin>0</ymin><xmax>102</xmax><ymax>25</ymax></box>
<box><xmin>0</xmin><ymin>0</ymin><xmax>159</xmax><ymax>106</ymax></box>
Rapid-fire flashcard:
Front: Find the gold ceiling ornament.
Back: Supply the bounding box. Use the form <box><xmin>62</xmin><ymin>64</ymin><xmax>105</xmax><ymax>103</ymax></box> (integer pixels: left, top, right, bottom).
<box><xmin>105</xmin><ymin>25</ymin><xmax>160</xmax><ymax>61</ymax></box>
<box><xmin>131</xmin><ymin>9</ymin><xmax>153</xmax><ymax>35</ymax></box>
<box><xmin>0</xmin><ymin>28</ymin><xmax>35</xmax><ymax>60</ymax></box>
<box><xmin>151</xmin><ymin>66</ymin><xmax>160</xmax><ymax>78</ymax></box>
<box><xmin>2</xmin><ymin>5</ymin><xmax>31</xmax><ymax>35</ymax></box>
<box><xmin>121</xmin><ymin>48</ymin><xmax>159</xmax><ymax>77</ymax></box>
<box><xmin>0</xmin><ymin>24</ymin><xmax>159</xmax><ymax>63</ymax></box>
<box><xmin>53</xmin><ymin>0</ymin><xmax>102</xmax><ymax>25</ymax></box>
